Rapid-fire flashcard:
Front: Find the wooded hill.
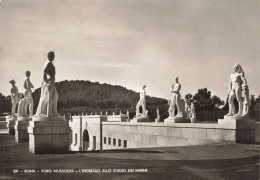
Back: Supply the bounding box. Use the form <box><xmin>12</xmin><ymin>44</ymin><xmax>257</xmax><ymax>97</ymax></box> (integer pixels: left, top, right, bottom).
<box><xmin>32</xmin><ymin>80</ymin><xmax>169</xmax><ymax>120</ymax></box>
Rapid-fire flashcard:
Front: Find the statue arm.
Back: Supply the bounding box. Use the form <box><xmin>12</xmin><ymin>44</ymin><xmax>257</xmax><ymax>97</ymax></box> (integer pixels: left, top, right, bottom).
<box><xmin>240</xmin><ymin>72</ymin><xmax>247</xmax><ymax>87</ymax></box>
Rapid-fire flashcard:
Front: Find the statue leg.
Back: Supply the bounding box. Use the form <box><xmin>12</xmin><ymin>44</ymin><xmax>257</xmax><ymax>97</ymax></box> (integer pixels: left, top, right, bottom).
<box><xmin>52</xmin><ymin>87</ymin><xmax>59</xmax><ymax>116</ymax></box>
<box><xmin>235</xmin><ymin>87</ymin><xmax>243</xmax><ymax>116</ymax></box>
<box><xmin>27</xmin><ymin>95</ymin><xmax>34</xmax><ymax>117</ymax></box>
<box><xmin>172</xmin><ymin>97</ymin><xmax>176</xmax><ymax>116</ymax></box>
<box><xmin>142</xmin><ymin>100</ymin><xmax>146</xmax><ymax>116</ymax></box>
<box><xmin>17</xmin><ymin>99</ymin><xmax>24</xmax><ymax>117</ymax></box>
<box><xmin>176</xmin><ymin>94</ymin><xmax>181</xmax><ymax>115</ymax></box>
<box><xmin>23</xmin><ymin>99</ymin><xmax>29</xmax><ymax>116</ymax></box>
<box><xmin>136</xmin><ymin>100</ymin><xmax>141</xmax><ymax>116</ymax></box>
<box><xmin>47</xmin><ymin>86</ymin><xmax>54</xmax><ymax>116</ymax></box>
<box><xmin>226</xmin><ymin>91</ymin><xmax>235</xmax><ymax>116</ymax></box>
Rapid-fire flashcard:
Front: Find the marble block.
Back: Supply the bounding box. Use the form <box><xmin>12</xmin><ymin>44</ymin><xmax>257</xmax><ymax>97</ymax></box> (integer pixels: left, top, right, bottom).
<box><xmin>14</xmin><ymin>117</ymin><xmax>31</xmax><ymax>143</ymax></box>
<box><xmin>28</xmin><ymin>116</ymin><xmax>70</xmax><ymax>154</ymax></box>
<box><xmin>0</xmin><ymin>116</ymin><xmax>6</xmax><ymax>121</ymax></box>
<box><xmin>6</xmin><ymin>117</ymin><xmax>17</xmax><ymax>135</ymax></box>
<box><xmin>218</xmin><ymin>117</ymin><xmax>255</xmax><ymax>144</ymax></box>
<box><xmin>131</xmin><ymin>116</ymin><xmax>151</xmax><ymax>122</ymax></box>
<box><xmin>164</xmin><ymin>116</ymin><xmax>191</xmax><ymax>123</ymax></box>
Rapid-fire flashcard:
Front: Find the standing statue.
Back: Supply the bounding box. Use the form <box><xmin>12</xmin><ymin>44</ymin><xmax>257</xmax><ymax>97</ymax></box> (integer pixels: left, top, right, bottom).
<box><xmin>17</xmin><ymin>71</ymin><xmax>34</xmax><ymax>117</ymax></box>
<box><xmin>126</xmin><ymin>110</ymin><xmax>130</xmax><ymax>120</ymax></box>
<box><xmin>136</xmin><ymin>85</ymin><xmax>147</xmax><ymax>117</ymax></box>
<box><xmin>35</xmin><ymin>51</ymin><xmax>59</xmax><ymax>117</ymax></box>
<box><xmin>9</xmin><ymin>80</ymin><xmax>21</xmax><ymax>118</ymax></box>
<box><xmin>155</xmin><ymin>109</ymin><xmax>160</xmax><ymax>122</ymax></box>
<box><xmin>189</xmin><ymin>101</ymin><xmax>196</xmax><ymax>123</ymax></box>
<box><xmin>226</xmin><ymin>63</ymin><xmax>248</xmax><ymax>117</ymax></box>
<box><xmin>169</xmin><ymin>77</ymin><xmax>182</xmax><ymax>117</ymax></box>
<box><xmin>184</xmin><ymin>94</ymin><xmax>193</xmax><ymax>119</ymax></box>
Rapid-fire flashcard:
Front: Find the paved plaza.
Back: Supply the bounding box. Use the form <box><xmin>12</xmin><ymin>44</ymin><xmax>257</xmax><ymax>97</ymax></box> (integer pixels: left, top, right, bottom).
<box><xmin>1</xmin><ymin>133</ymin><xmax>259</xmax><ymax>180</ymax></box>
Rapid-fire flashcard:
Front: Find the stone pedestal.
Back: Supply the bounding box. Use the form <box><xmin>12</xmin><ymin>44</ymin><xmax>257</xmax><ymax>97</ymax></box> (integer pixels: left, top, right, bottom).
<box><xmin>6</xmin><ymin>117</ymin><xmax>17</xmax><ymax>135</ymax></box>
<box><xmin>28</xmin><ymin>116</ymin><xmax>70</xmax><ymax>154</ymax></box>
<box><xmin>14</xmin><ymin>117</ymin><xmax>31</xmax><ymax>143</ymax></box>
<box><xmin>164</xmin><ymin>116</ymin><xmax>190</xmax><ymax>123</ymax></box>
<box><xmin>218</xmin><ymin>116</ymin><xmax>255</xmax><ymax>144</ymax></box>
<box><xmin>0</xmin><ymin>116</ymin><xmax>6</xmax><ymax>121</ymax></box>
<box><xmin>131</xmin><ymin>116</ymin><xmax>151</xmax><ymax>122</ymax></box>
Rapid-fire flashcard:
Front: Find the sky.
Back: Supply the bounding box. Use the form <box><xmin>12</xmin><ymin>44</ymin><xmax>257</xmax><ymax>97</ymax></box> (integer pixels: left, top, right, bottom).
<box><xmin>0</xmin><ymin>0</ymin><xmax>259</xmax><ymax>101</ymax></box>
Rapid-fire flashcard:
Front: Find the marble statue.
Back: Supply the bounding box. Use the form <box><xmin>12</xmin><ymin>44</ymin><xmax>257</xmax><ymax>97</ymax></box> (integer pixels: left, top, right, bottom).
<box><xmin>155</xmin><ymin>109</ymin><xmax>160</xmax><ymax>122</ymax></box>
<box><xmin>184</xmin><ymin>94</ymin><xmax>193</xmax><ymax>119</ymax></box>
<box><xmin>17</xmin><ymin>71</ymin><xmax>34</xmax><ymax>117</ymax></box>
<box><xmin>169</xmin><ymin>77</ymin><xmax>182</xmax><ymax>117</ymax></box>
<box><xmin>189</xmin><ymin>101</ymin><xmax>196</xmax><ymax>123</ymax></box>
<box><xmin>106</xmin><ymin>111</ymin><xmax>108</xmax><ymax>115</ymax></box>
<box><xmin>35</xmin><ymin>51</ymin><xmax>59</xmax><ymax>117</ymax></box>
<box><xmin>136</xmin><ymin>85</ymin><xmax>147</xmax><ymax>117</ymax></box>
<box><xmin>226</xmin><ymin>63</ymin><xmax>248</xmax><ymax>117</ymax></box>
<box><xmin>9</xmin><ymin>80</ymin><xmax>21</xmax><ymax>118</ymax></box>
<box><xmin>126</xmin><ymin>110</ymin><xmax>130</xmax><ymax>120</ymax></box>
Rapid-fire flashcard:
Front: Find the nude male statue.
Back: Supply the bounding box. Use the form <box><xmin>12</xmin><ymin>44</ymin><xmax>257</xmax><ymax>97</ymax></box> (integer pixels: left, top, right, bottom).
<box><xmin>17</xmin><ymin>71</ymin><xmax>34</xmax><ymax>117</ymax></box>
<box><xmin>9</xmin><ymin>80</ymin><xmax>21</xmax><ymax>117</ymax></box>
<box><xmin>226</xmin><ymin>63</ymin><xmax>247</xmax><ymax>117</ymax></box>
<box><xmin>136</xmin><ymin>85</ymin><xmax>147</xmax><ymax>117</ymax></box>
<box><xmin>169</xmin><ymin>77</ymin><xmax>181</xmax><ymax>117</ymax></box>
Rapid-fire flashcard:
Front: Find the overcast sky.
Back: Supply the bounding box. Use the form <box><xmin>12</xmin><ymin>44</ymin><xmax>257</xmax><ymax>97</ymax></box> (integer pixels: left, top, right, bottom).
<box><xmin>0</xmin><ymin>0</ymin><xmax>259</xmax><ymax>100</ymax></box>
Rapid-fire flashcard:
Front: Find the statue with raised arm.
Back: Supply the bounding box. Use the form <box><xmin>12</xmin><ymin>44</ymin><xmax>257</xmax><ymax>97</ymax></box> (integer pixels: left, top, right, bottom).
<box><xmin>17</xmin><ymin>71</ymin><xmax>34</xmax><ymax>117</ymax></box>
<box><xmin>169</xmin><ymin>77</ymin><xmax>182</xmax><ymax>117</ymax></box>
<box><xmin>136</xmin><ymin>85</ymin><xmax>147</xmax><ymax>117</ymax></box>
<box><xmin>9</xmin><ymin>80</ymin><xmax>21</xmax><ymax>118</ymax></box>
<box><xmin>226</xmin><ymin>63</ymin><xmax>247</xmax><ymax>117</ymax></box>
<box><xmin>35</xmin><ymin>51</ymin><xmax>59</xmax><ymax>117</ymax></box>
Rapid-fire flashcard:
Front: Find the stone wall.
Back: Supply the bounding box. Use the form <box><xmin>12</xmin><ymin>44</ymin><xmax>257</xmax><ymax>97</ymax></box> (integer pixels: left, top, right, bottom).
<box><xmin>101</xmin><ymin>122</ymin><xmax>239</xmax><ymax>150</ymax></box>
<box><xmin>69</xmin><ymin>115</ymin><xmax>256</xmax><ymax>151</ymax></box>
<box><xmin>70</xmin><ymin>115</ymin><xmax>106</xmax><ymax>151</ymax></box>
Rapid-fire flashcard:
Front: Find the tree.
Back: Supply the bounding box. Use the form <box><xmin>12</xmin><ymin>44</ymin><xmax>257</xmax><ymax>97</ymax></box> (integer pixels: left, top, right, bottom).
<box><xmin>192</xmin><ymin>88</ymin><xmax>224</xmax><ymax>111</ymax></box>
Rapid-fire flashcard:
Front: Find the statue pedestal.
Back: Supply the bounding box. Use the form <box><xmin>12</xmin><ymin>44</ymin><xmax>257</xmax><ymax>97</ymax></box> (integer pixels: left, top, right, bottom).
<box><xmin>6</xmin><ymin>117</ymin><xmax>17</xmax><ymax>135</ymax></box>
<box><xmin>14</xmin><ymin>117</ymin><xmax>31</xmax><ymax>143</ymax></box>
<box><xmin>218</xmin><ymin>116</ymin><xmax>255</xmax><ymax>143</ymax></box>
<box><xmin>28</xmin><ymin>116</ymin><xmax>70</xmax><ymax>154</ymax></box>
<box><xmin>131</xmin><ymin>116</ymin><xmax>151</xmax><ymax>122</ymax></box>
<box><xmin>164</xmin><ymin>116</ymin><xmax>190</xmax><ymax>123</ymax></box>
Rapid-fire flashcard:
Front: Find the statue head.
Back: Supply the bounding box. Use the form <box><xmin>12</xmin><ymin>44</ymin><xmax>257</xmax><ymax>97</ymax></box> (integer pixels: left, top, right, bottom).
<box><xmin>174</xmin><ymin>76</ymin><xmax>179</xmax><ymax>83</ymax></box>
<box><xmin>142</xmin><ymin>85</ymin><xmax>146</xmax><ymax>89</ymax></box>
<box><xmin>9</xmin><ymin>79</ymin><xmax>16</xmax><ymax>85</ymax></box>
<box><xmin>47</xmin><ymin>51</ymin><xmax>55</xmax><ymax>61</ymax></box>
<box><xmin>233</xmin><ymin>63</ymin><xmax>241</xmax><ymax>73</ymax></box>
<box><xmin>25</xmin><ymin>70</ymin><xmax>31</xmax><ymax>77</ymax></box>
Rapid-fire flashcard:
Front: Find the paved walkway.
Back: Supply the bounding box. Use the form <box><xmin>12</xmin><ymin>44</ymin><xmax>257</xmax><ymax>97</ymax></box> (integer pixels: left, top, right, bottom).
<box><xmin>0</xmin><ymin>134</ymin><xmax>259</xmax><ymax>180</ymax></box>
